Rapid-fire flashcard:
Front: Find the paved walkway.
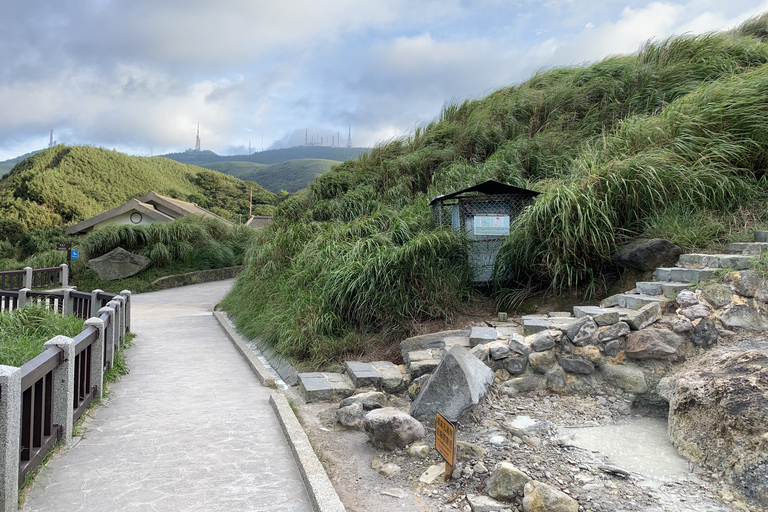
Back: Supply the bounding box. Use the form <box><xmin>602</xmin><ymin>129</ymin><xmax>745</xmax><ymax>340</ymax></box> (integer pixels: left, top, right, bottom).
<box><xmin>23</xmin><ymin>280</ymin><xmax>312</xmax><ymax>511</ymax></box>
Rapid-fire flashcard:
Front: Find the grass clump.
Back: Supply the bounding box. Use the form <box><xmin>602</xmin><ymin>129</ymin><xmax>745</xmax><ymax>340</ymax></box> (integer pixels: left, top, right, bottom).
<box><xmin>0</xmin><ymin>306</ymin><xmax>84</xmax><ymax>366</ymax></box>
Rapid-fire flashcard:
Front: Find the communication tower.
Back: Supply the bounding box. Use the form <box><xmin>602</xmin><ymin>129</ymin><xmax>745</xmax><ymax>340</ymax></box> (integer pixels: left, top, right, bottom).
<box><xmin>346</xmin><ymin>125</ymin><xmax>352</xmax><ymax>148</ymax></box>
<box><xmin>195</xmin><ymin>124</ymin><xmax>201</xmax><ymax>152</ymax></box>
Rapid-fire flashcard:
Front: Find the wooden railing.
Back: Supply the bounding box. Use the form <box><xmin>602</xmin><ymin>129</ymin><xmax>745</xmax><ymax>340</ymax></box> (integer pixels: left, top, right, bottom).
<box><xmin>0</xmin><ymin>288</ymin><xmax>131</xmax><ymax>510</ymax></box>
<box><xmin>0</xmin><ymin>264</ymin><xmax>69</xmax><ymax>292</ymax></box>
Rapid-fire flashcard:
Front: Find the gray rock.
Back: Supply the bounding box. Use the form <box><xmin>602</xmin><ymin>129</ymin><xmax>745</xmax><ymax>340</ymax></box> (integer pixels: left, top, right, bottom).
<box><xmin>408</xmin><ymin>359</ymin><xmax>441</xmax><ymax>378</ymax></box>
<box><xmin>545</xmin><ymin>366</ymin><xmax>567</xmax><ymax>392</ymax></box>
<box><xmin>485</xmin><ymin>462</ymin><xmax>532</xmax><ymax>500</ymax></box>
<box><xmin>601</xmin><ymin>363</ymin><xmax>648</xmax><ymax>393</ymax></box>
<box><xmin>680</xmin><ymin>304</ymin><xmax>711</xmax><ymax>320</ymax></box>
<box><xmin>626</xmin><ymin>328</ymin><xmax>684</xmax><ymax>360</ymax></box>
<box><xmin>378</xmin><ymin>463</ymin><xmax>401</xmax><ymax>478</ymax></box>
<box><xmin>691</xmin><ymin>317</ymin><xmax>718</xmax><ymax>347</ymax></box>
<box><xmin>407</xmin><ymin>374</ymin><xmax>430</xmax><ymax>400</ymax></box>
<box><xmin>456</xmin><ymin>440</ymin><xmax>486</xmax><ymax>461</ymax></box>
<box><xmin>298</xmin><ymin>372</ymin><xmax>355</xmax><ymax>402</ymax></box>
<box><xmin>502</xmin><ymin>376</ymin><xmax>543</xmax><ymax>396</ymax></box>
<box><xmin>509</xmin><ymin>336</ymin><xmax>532</xmax><ymax>357</ymax></box>
<box><xmin>339</xmin><ymin>391</ymin><xmax>387</xmax><ymax>411</ymax></box>
<box><xmin>504</xmin><ymin>355</ymin><xmax>528</xmax><ymax>375</ymax></box>
<box><xmin>676</xmin><ymin>290</ymin><xmax>699</xmax><ymax>308</ymax></box>
<box><xmin>466</xmin><ymin>494</ymin><xmax>507</xmax><ymax>512</ymax></box>
<box><xmin>596</xmin><ymin>322</ymin><xmax>630</xmax><ymax>343</ymax></box>
<box><xmin>410</xmin><ymin>345</ymin><xmax>495</xmax><ymax>422</ymax></box>
<box><xmin>407</xmin><ymin>443</ymin><xmax>430</xmax><ymax>459</ymax></box>
<box><xmin>87</xmin><ymin>247</ymin><xmax>151</xmax><ymax>280</ymax></box>
<box><xmin>336</xmin><ymin>402</ymin><xmax>365</xmax><ymax>429</ymax></box>
<box><xmin>572</xmin><ymin>318</ymin><xmax>598</xmax><ymax>346</ymax></box>
<box><xmin>345</xmin><ymin>361</ymin><xmax>381</xmax><ymax>388</ymax></box>
<box><xmin>716</xmin><ymin>299</ymin><xmax>768</xmax><ymax>330</ymax></box>
<box><xmin>529</xmin><ymin>350</ymin><xmax>557</xmax><ymax>374</ymax></box>
<box><xmin>470</xmin><ymin>326</ymin><xmax>498</xmax><ymax>347</ymax></box>
<box><xmin>551</xmin><ymin>317</ymin><xmax>588</xmax><ymax>342</ymax></box>
<box><xmin>488</xmin><ymin>340</ymin><xmax>510</xmax><ymax>360</ymax></box>
<box><xmin>558</xmin><ymin>358</ymin><xmax>595</xmax><ymax>375</ymax></box>
<box><xmin>603</xmin><ymin>339</ymin><xmax>623</xmax><ymax>358</ymax></box>
<box><xmin>669</xmin><ymin>316</ymin><xmax>693</xmax><ymax>333</ymax></box>
<box><xmin>528</xmin><ymin>330</ymin><xmax>557</xmax><ymax>352</ymax></box>
<box><xmin>371</xmin><ymin>361</ymin><xmax>407</xmax><ymax>393</ymax></box>
<box><xmin>399</xmin><ymin>330</ymin><xmax>468</xmax><ymax>362</ymax></box>
<box><xmin>593</xmin><ymin>311</ymin><xmax>620</xmax><ymax>326</ymax></box>
<box><xmin>523</xmin><ymin>480</ymin><xmax>580</xmax><ymax>512</ymax></box>
<box><xmin>363</xmin><ymin>408</ymin><xmax>425</xmax><ymax>450</ymax></box>
<box><xmin>612</xmin><ymin>238</ymin><xmax>682</xmax><ymax>271</ymax></box>
<box><xmin>625</xmin><ymin>302</ymin><xmax>661</xmax><ymax>330</ymax></box>
<box><xmin>700</xmin><ymin>283</ymin><xmax>734</xmax><ymax>309</ymax></box>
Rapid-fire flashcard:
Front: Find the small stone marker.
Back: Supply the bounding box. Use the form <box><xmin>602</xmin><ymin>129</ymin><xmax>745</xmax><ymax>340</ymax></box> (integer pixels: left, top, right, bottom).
<box><xmin>435</xmin><ymin>412</ymin><xmax>456</xmax><ymax>480</ymax></box>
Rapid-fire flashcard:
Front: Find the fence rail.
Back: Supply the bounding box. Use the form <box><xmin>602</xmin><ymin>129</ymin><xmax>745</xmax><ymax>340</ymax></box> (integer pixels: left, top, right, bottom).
<box><xmin>0</xmin><ymin>265</ymin><xmax>69</xmax><ymax>292</ymax></box>
<box><xmin>0</xmin><ymin>287</ymin><xmax>131</xmax><ymax>511</ymax></box>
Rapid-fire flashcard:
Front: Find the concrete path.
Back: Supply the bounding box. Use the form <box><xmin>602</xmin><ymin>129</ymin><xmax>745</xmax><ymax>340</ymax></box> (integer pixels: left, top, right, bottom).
<box><xmin>22</xmin><ymin>280</ymin><xmax>312</xmax><ymax>512</ymax></box>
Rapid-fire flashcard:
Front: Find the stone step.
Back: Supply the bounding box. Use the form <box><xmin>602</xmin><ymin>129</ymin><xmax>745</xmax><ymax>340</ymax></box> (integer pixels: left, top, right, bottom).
<box><xmin>298</xmin><ymin>372</ymin><xmax>355</xmax><ymax>403</ymax></box>
<box><xmin>521</xmin><ymin>315</ymin><xmax>551</xmax><ymax>335</ymax></box>
<box><xmin>636</xmin><ymin>281</ymin><xmax>692</xmax><ymax>298</ymax></box>
<box><xmin>677</xmin><ymin>253</ymin><xmax>753</xmax><ymax>270</ymax></box>
<box><xmin>616</xmin><ymin>293</ymin><xmax>671</xmax><ymax>310</ymax></box>
<box><xmin>572</xmin><ymin>305</ymin><xmax>608</xmax><ymax>318</ymax></box>
<box><xmin>755</xmin><ymin>231</ymin><xmax>768</xmax><ymax>242</ymax></box>
<box><xmin>728</xmin><ymin>242</ymin><xmax>768</xmax><ymax>255</ymax></box>
<box><xmin>656</xmin><ymin>267</ymin><xmax>717</xmax><ymax>283</ymax></box>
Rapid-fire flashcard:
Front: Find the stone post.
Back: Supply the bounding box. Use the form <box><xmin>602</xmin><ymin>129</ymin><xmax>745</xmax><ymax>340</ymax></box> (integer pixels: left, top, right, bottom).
<box><xmin>0</xmin><ymin>366</ymin><xmax>20</xmax><ymax>512</ymax></box>
<box><xmin>120</xmin><ymin>290</ymin><xmax>131</xmax><ymax>332</ymax></box>
<box><xmin>112</xmin><ymin>297</ymin><xmax>126</xmax><ymax>343</ymax></box>
<box><xmin>62</xmin><ymin>289</ymin><xmax>73</xmax><ymax>317</ymax></box>
<box><xmin>98</xmin><ymin>307</ymin><xmax>116</xmax><ymax>369</ymax></box>
<box><xmin>59</xmin><ymin>263</ymin><xmax>69</xmax><ymax>288</ymax></box>
<box><xmin>84</xmin><ymin>318</ymin><xmax>105</xmax><ymax>400</ymax></box>
<box><xmin>107</xmin><ymin>301</ymin><xmax>121</xmax><ymax>348</ymax></box>
<box><xmin>89</xmin><ymin>289</ymin><xmax>103</xmax><ymax>319</ymax></box>
<box><xmin>23</xmin><ymin>267</ymin><xmax>32</xmax><ymax>290</ymax></box>
<box><xmin>43</xmin><ymin>336</ymin><xmax>75</xmax><ymax>448</ymax></box>
<box><xmin>17</xmin><ymin>288</ymin><xmax>30</xmax><ymax>309</ymax></box>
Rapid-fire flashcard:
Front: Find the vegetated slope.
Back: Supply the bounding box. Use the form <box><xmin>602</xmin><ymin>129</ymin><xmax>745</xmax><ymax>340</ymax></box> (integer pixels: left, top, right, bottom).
<box><xmin>162</xmin><ymin>146</ymin><xmax>368</xmax><ymax>166</ymax></box>
<box><xmin>0</xmin><ymin>145</ymin><xmax>276</xmax><ymax>228</ymax></box>
<box><xmin>203</xmin><ymin>158</ymin><xmax>340</xmax><ymax>193</ymax></box>
<box><xmin>222</xmin><ymin>15</ymin><xmax>768</xmax><ymax>368</ymax></box>
<box><xmin>0</xmin><ymin>150</ymin><xmax>42</xmax><ymax>177</ymax></box>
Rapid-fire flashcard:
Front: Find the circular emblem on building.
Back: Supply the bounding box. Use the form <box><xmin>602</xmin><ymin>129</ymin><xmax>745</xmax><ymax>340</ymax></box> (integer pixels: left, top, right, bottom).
<box><xmin>130</xmin><ymin>212</ymin><xmax>143</xmax><ymax>224</ymax></box>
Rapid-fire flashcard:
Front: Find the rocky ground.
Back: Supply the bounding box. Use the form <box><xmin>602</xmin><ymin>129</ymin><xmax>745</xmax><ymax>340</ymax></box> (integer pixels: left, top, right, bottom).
<box><xmin>292</xmin><ymin>371</ymin><xmax>748</xmax><ymax>512</ymax></box>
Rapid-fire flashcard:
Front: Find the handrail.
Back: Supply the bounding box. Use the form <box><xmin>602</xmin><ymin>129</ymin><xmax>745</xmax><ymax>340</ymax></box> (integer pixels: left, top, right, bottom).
<box><xmin>0</xmin><ymin>264</ymin><xmax>69</xmax><ymax>291</ymax></box>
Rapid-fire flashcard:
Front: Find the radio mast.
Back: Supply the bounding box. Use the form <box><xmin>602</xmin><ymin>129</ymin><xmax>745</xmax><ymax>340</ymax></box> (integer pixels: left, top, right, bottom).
<box><xmin>195</xmin><ymin>123</ymin><xmax>201</xmax><ymax>152</ymax></box>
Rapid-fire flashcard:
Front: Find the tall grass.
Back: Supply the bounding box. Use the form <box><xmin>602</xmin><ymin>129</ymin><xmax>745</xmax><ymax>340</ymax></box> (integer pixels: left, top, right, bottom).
<box><xmin>0</xmin><ymin>306</ymin><xmax>84</xmax><ymax>366</ymax></box>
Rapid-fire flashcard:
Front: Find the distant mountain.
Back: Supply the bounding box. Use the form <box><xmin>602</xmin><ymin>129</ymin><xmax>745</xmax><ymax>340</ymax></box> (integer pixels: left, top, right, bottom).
<box><xmin>0</xmin><ymin>150</ymin><xmax>43</xmax><ymax>177</ymax></box>
<box><xmin>160</xmin><ymin>146</ymin><xmax>368</xmax><ymax>166</ymax></box>
<box><xmin>0</xmin><ymin>145</ymin><xmax>274</xmax><ymax>228</ymax></box>
<box><xmin>202</xmin><ymin>158</ymin><xmax>339</xmax><ymax>193</ymax></box>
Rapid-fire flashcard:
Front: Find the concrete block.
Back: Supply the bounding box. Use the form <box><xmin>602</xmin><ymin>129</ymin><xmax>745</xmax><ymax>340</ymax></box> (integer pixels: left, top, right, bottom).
<box><xmin>572</xmin><ymin>306</ymin><xmax>607</xmax><ymax>319</ymax></box>
<box><xmin>636</xmin><ymin>281</ymin><xmax>663</xmax><ymax>296</ymax></box>
<box><xmin>547</xmin><ymin>311</ymin><xmax>572</xmax><ymax>318</ymax></box>
<box><xmin>625</xmin><ymin>302</ymin><xmax>661</xmax><ymax>330</ymax></box>
<box><xmin>600</xmin><ymin>294</ymin><xmax>621</xmax><ymax>308</ymax></box>
<box><xmin>521</xmin><ymin>316</ymin><xmax>550</xmax><ymax>335</ymax></box>
<box><xmin>618</xmin><ymin>293</ymin><xmax>670</xmax><ymax>310</ymax></box>
<box><xmin>469</xmin><ymin>326</ymin><xmax>498</xmax><ymax>347</ymax></box>
<box><xmin>370</xmin><ymin>361</ymin><xmax>405</xmax><ymax>393</ymax></box>
<box><xmin>299</xmin><ymin>372</ymin><xmax>354</xmax><ymax>403</ymax></box>
<box><xmin>344</xmin><ymin>361</ymin><xmax>381</xmax><ymax>388</ymax></box>
<box><xmin>678</xmin><ymin>253</ymin><xmax>753</xmax><ymax>270</ymax></box>
<box><xmin>729</xmin><ymin>242</ymin><xmax>768</xmax><ymax>255</ymax></box>
<box><xmin>755</xmin><ymin>231</ymin><xmax>768</xmax><ymax>243</ymax></box>
<box><xmin>43</xmin><ymin>336</ymin><xmax>75</xmax><ymax>448</ymax></box>
<box><xmin>593</xmin><ymin>310</ymin><xmax>620</xmax><ymax>326</ymax></box>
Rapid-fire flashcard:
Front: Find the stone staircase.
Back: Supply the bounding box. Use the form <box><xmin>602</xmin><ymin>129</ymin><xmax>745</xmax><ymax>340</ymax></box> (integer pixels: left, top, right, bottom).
<box><xmin>522</xmin><ymin>231</ymin><xmax>768</xmax><ymax>334</ymax></box>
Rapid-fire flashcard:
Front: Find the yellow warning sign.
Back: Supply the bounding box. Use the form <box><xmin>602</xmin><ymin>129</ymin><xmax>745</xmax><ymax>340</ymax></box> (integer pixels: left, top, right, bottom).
<box><xmin>435</xmin><ymin>412</ymin><xmax>456</xmax><ymax>467</ymax></box>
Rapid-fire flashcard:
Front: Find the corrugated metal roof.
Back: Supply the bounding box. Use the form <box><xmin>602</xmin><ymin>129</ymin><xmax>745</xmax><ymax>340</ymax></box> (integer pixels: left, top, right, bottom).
<box><xmin>428</xmin><ymin>180</ymin><xmax>540</xmax><ymax>206</ymax></box>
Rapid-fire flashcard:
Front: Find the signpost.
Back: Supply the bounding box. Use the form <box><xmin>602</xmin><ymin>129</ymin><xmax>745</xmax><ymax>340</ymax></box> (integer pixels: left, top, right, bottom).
<box><xmin>56</xmin><ymin>241</ymin><xmax>73</xmax><ymax>261</ymax></box>
<box><xmin>435</xmin><ymin>412</ymin><xmax>457</xmax><ymax>481</ymax></box>
<box><xmin>70</xmin><ymin>250</ymin><xmax>79</xmax><ymax>260</ymax></box>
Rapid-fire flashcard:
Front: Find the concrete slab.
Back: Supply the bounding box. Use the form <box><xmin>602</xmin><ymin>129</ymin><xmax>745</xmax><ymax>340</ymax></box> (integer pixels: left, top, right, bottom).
<box><xmin>344</xmin><ymin>361</ymin><xmax>381</xmax><ymax>388</ymax></box>
<box><xmin>729</xmin><ymin>242</ymin><xmax>768</xmax><ymax>254</ymax></box>
<box><xmin>573</xmin><ymin>306</ymin><xmax>607</xmax><ymax>318</ymax></box>
<box><xmin>469</xmin><ymin>326</ymin><xmax>498</xmax><ymax>347</ymax></box>
<box><xmin>521</xmin><ymin>316</ymin><xmax>550</xmax><ymax>335</ymax></box>
<box><xmin>299</xmin><ymin>372</ymin><xmax>354</xmax><ymax>402</ymax></box>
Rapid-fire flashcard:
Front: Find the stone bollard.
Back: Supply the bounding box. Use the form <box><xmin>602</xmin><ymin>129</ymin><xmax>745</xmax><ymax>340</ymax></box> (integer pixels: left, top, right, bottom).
<box><xmin>62</xmin><ymin>289</ymin><xmax>73</xmax><ymax>317</ymax></box>
<box><xmin>0</xmin><ymin>366</ymin><xmax>21</xmax><ymax>512</ymax></box>
<box><xmin>89</xmin><ymin>289</ymin><xmax>103</xmax><ymax>319</ymax></box>
<box><xmin>60</xmin><ymin>263</ymin><xmax>69</xmax><ymax>288</ymax></box>
<box><xmin>120</xmin><ymin>290</ymin><xmax>131</xmax><ymax>332</ymax></box>
<box><xmin>98</xmin><ymin>307</ymin><xmax>116</xmax><ymax>369</ymax></box>
<box><xmin>84</xmin><ymin>318</ymin><xmax>105</xmax><ymax>400</ymax></box>
<box><xmin>17</xmin><ymin>288</ymin><xmax>30</xmax><ymax>309</ymax></box>
<box><xmin>498</xmin><ymin>312</ymin><xmax>508</xmax><ymax>322</ymax></box>
<box><xmin>23</xmin><ymin>267</ymin><xmax>32</xmax><ymax>290</ymax></box>
<box><xmin>43</xmin><ymin>336</ymin><xmax>76</xmax><ymax>448</ymax></box>
<box><xmin>107</xmin><ymin>300</ymin><xmax>123</xmax><ymax>346</ymax></box>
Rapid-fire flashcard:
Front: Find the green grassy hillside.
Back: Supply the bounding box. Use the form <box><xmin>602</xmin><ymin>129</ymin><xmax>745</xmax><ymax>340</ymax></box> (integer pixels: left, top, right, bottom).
<box><xmin>203</xmin><ymin>158</ymin><xmax>339</xmax><ymax>193</ymax></box>
<box><xmin>162</xmin><ymin>146</ymin><xmax>368</xmax><ymax>166</ymax></box>
<box><xmin>223</xmin><ymin>14</ymin><xmax>768</xmax><ymax>368</ymax></box>
<box><xmin>0</xmin><ymin>145</ymin><xmax>276</xmax><ymax>229</ymax></box>
<box><xmin>0</xmin><ymin>150</ymin><xmax>42</xmax><ymax>177</ymax></box>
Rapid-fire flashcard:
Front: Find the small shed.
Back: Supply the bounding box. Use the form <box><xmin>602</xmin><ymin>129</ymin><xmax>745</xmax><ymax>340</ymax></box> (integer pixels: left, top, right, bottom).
<box><xmin>429</xmin><ymin>180</ymin><xmax>540</xmax><ymax>282</ymax></box>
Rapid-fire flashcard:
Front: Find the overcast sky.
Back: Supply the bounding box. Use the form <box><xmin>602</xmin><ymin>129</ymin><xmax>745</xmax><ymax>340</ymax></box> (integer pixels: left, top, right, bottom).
<box><xmin>1</xmin><ymin>1</ymin><xmax>766</xmax><ymax>161</ymax></box>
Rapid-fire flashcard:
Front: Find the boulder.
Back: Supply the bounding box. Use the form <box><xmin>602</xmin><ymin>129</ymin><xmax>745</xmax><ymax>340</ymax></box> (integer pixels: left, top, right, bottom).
<box><xmin>601</xmin><ymin>363</ymin><xmax>648</xmax><ymax>394</ymax></box>
<box><xmin>528</xmin><ymin>350</ymin><xmax>557</xmax><ymax>373</ymax></box>
<box><xmin>545</xmin><ymin>366</ymin><xmax>567</xmax><ymax>393</ymax></box>
<box><xmin>528</xmin><ymin>330</ymin><xmax>557</xmax><ymax>351</ymax></box>
<box><xmin>488</xmin><ymin>340</ymin><xmax>510</xmax><ymax>360</ymax></box>
<box><xmin>336</xmin><ymin>402</ymin><xmax>365</xmax><ymax>429</ymax></box>
<box><xmin>716</xmin><ymin>298</ymin><xmax>768</xmax><ymax>331</ymax></box>
<box><xmin>410</xmin><ymin>345</ymin><xmax>495</xmax><ymax>422</ymax></box>
<box><xmin>700</xmin><ymin>283</ymin><xmax>733</xmax><ymax>309</ymax></box>
<box><xmin>363</xmin><ymin>408</ymin><xmax>425</xmax><ymax>450</ymax></box>
<box><xmin>456</xmin><ymin>440</ymin><xmax>486</xmax><ymax>461</ymax></box>
<box><xmin>625</xmin><ymin>302</ymin><xmax>661</xmax><ymax>330</ymax></box>
<box><xmin>504</xmin><ymin>355</ymin><xmax>528</xmax><ymax>375</ymax></box>
<box><xmin>572</xmin><ymin>318</ymin><xmax>598</xmax><ymax>346</ymax></box>
<box><xmin>509</xmin><ymin>336</ymin><xmax>532</xmax><ymax>357</ymax></box>
<box><xmin>691</xmin><ymin>317</ymin><xmax>718</xmax><ymax>347</ymax></box>
<box><xmin>676</xmin><ymin>290</ymin><xmax>699</xmax><ymax>309</ymax></box>
<box><xmin>680</xmin><ymin>304</ymin><xmax>711</xmax><ymax>320</ymax></box>
<box><xmin>87</xmin><ymin>247</ymin><xmax>151</xmax><ymax>280</ymax></box>
<box><xmin>486</xmin><ymin>462</ymin><xmax>532</xmax><ymax>500</ymax></box>
<box><xmin>501</xmin><ymin>376</ymin><xmax>543</xmax><ymax>396</ymax></box>
<box><xmin>596</xmin><ymin>322</ymin><xmax>630</xmax><ymax>343</ymax></box>
<box><xmin>593</xmin><ymin>311</ymin><xmax>620</xmax><ymax>326</ymax></box>
<box><xmin>339</xmin><ymin>391</ymin><xmax>387</xmax><ymax>411</ymax></box>
<box><xmin>551</xmin><ymin>317</ymin><xmax>588</xmax><ymax>341</ymax></box>
<box><xmin>612</xmin><ymin>238</ymin><xmax>682</xmax><ymax>271</ymax></box>
<box><xmin>625</xmin><ymin>328</ymin><xmax>684</xmax><ymax>360</ymax></box>
<box><xmin>558</xmin><ymin>357</ymin><xmax>594</xmax><ymax>375</ymax></box>
<box><xmin>658</xmin><ymin>341</ymin><xmax>768</xmax><ymax>508</ymax></box>
<box><xmin>522</xmin><ymin>480</ymin><xmax>579</xmax><ymax>512</ymax></box>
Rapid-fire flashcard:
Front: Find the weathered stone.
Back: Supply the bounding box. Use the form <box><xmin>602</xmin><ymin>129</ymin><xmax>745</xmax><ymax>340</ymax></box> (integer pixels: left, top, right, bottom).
<box><xmin>406</xmin><ymin>442</ymin><xmax>430</xmax><ymax>459</ymax></box>
<box><xmin>547</xmin><ymin>311</ymin><xmax>572</xmax><ymax>317</ymax></box>
<box><xmin>378</xmin><ymin>463</ymin><xmax>401</xmax><ymax>478</ymax></box>
<box><xmin>298</xmin><ymin>372</ymin><xmax>354</xmax><ymax>402</ymax></box>
<box><xmin>550</xmin><ymin>317</ymin><xmax>588</xmax><ymax>341</ymax></box>
<box><xmin>625</xmin><ymin>328</ymin><xmax>684</xmax><ymax>360</ymax></box>
<box><xmin>336</xmin><ymin>402</ymin><xmax>365</xmax><ymax>429</ymax></box>
<box><xmin>593</xmin><ymin>311</ymin><xmax>620</xmax><ymax>326</ymax></box>
<box><xmin>469</xmin><ymin>343</ymin><xmax>490</xmax><ymax>362</ymax></box>
<box><xmin>612</xmin><ymin>238</ymin><xmax>682</xmax><ymax>271</ymax></box>
<box><xmin>466</xmin><ymin>494</ymin><xmax>507</xmax><ymax>512</ymax></box>
<box><xmin>669</xmin><ymin>316</ymin><xmax>693</xmax><ymax>333</ymax></box>
<box><xmin>522</xmin><ymin>480</ymin><xmax>580</xmax><ymax>512</ymax></box>
<box><xmin>691</xmin><ymin>317</ymin><xmax>718</xmax><ymax>347</ymax></box>
<box><xmin>399</xmin><ymin>330</ymin><xmax>467</xmax><ymax>362</ymax></box>
<box><xmin>529</xmin><ymin>350</ymin><xmax>557</xmax><ymax>374</ymax></box>
<box><xmin>363</xmin><ymin>408</ymin><xmax>425</xmax><ymax>450</ymax></box>
<box><xmin>680</xmin><ymin>304</ymin><xmax>711</xmax><ymax>320</ymax></box>
<box><xmin>676</xmin><ymin>290</ymin><xmax>699</xmax><ymax>308</ymax></box>
<box><xmin>457</xmin><ymin>440</ymin><xmax>486</xmax><ymax>461</ymax></box>
<box><xmin>488</xmin><ymin>340</ymin><xmax>511</xmax><ymax>360</ymax></box>
<box><xmin>504</xmin><ymin>355</ymin><xmax>528</xmax><ymax>375</ymax></box>
<box><xmin>494</xmin><ymin>368</ymin><xmax>511</xmax><ymax>382</ymax></box>
<box><xmin>527</xmin><ymin>330</ymin><xmax>557</xmax><ymax>352</ymax></box>
<box><xmin>596</xmin><ymin>322</ymin><xmax>630</xmax><ymax>343</ymax></box>
<box><xmin>486</xmin><ymin>462</ymin><xmax>532</xmax><ymax>500</ymax></box>
<box><xmin>370</xmin><ymin>361</ymin><xmax>407</xmax><ymax>393</ymax></box>
<box><xmin>727</xmin><ymin>270</ymin><xmax>762</xmax><ymax>299</ymax></box>
<box><xmin>502</xmin><ymin>376</ymin><xmax>543</xmax><ymax>396</ymax></box>
<box><xmin>572</xmin><ymin>318</ymin><xmax>598</xmax><ymax>346</ymax></box>
<box><xmin>509</xmin><ymin>336</ymin><xmax>532</xmax><ymax>357</ymax></box>
<box><xmin>601</xmin><ymin>363</ymin><xmax>648</xmax><ymax>393</ymax></box>
<box><xmin>716</xmin><ymin>297</ymin><xmax>768</xmax><ymax>330</ymax></box>
<box><xmin>410</xmin><ymin>345</ymin><xmax>495</xmax><ymax>422</ymax></box>
<box><xmin>407</xmin><ymin>374</ymin><xmax>429</xmax><ymax>400</ymax></box>
<box><xmin>701</xmin><ymin>283</ymin><xmax>733</xmax><ymax>309</ymax></box>
<box><xmin>407</xmin><ymin>359</ymin><xmax>440</xmax><ymax>378</ymax></box>
<box><xmin>600</xmin><ymin>294</ymin><xmax>621</xmax><ymax>308</ymax></box>
<box><xmin>339</xmin><ymin>391</ymin><xmax>387</xmax><ymax>411</ymax></box>
<box><xmin>470</xmin><ymin>326</ymin><xmax>498</xmax><ymax>347</ymax></box>
<box><xmin>625</xmin><ymin>302</ymin><xmax>661</xmax><ymax>330</ymax></box>
<box><xmin>87</xmin><ymin>247</ymin><xmax>151</xmax><ymax>280</ymax></box>
<box><xmin>344</xmin><ymin>361</ymin><xmax>381</xmax><ymax>388</ymax></box>
<box><xmin>603</xmin><ymin>339</ymin><xmax>622</xmax><ymax>358</ymax></box>
<box><xmin>545</xmin><ymin>366</ymin><xmax>567</xmax><ymax>393</ymax></box>
<box><xmin>658</xmin><ymin>341</ymin><xmax>768</xmax><ymax>509</ymax></box>
<box><xmin>419</xmin><ymin>464</ymin><xmax>445</xmax><ymax>484</ymax></box>
<box><xmin>558</xmin><ymin>358</ymin><xmax>595</xmax><ymax>375</ymax></box>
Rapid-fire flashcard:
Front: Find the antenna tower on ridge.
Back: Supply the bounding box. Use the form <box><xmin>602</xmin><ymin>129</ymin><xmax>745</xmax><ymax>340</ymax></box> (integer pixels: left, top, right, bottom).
<box><xmin>195</xmin><ymin>123</ymin><xmax>201</xmax><ymax>152</ymax></box>
<box><xmin>49</xmin><ymin>129</ymin><xmax>54</xmax><ymax>148</ymax></box>
<box><xmin>346</xmin><ymin>125</ymin><xmax>352</xmax><ymax>148</ymax></box>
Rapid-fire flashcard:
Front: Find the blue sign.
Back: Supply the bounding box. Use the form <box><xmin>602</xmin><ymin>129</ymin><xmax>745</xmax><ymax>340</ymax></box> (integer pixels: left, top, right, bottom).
<box><xmin>71</xmin><ymin>250</ymin><xmax>79</xmax><ymax>260</ymax></box>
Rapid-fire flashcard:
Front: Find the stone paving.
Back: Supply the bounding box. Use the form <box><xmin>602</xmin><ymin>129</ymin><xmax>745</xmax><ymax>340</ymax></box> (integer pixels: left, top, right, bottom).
<box><xmin>22</xmin><ymin>280</ymin><xmax>312</xmax><ymax>512</ymax></box>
